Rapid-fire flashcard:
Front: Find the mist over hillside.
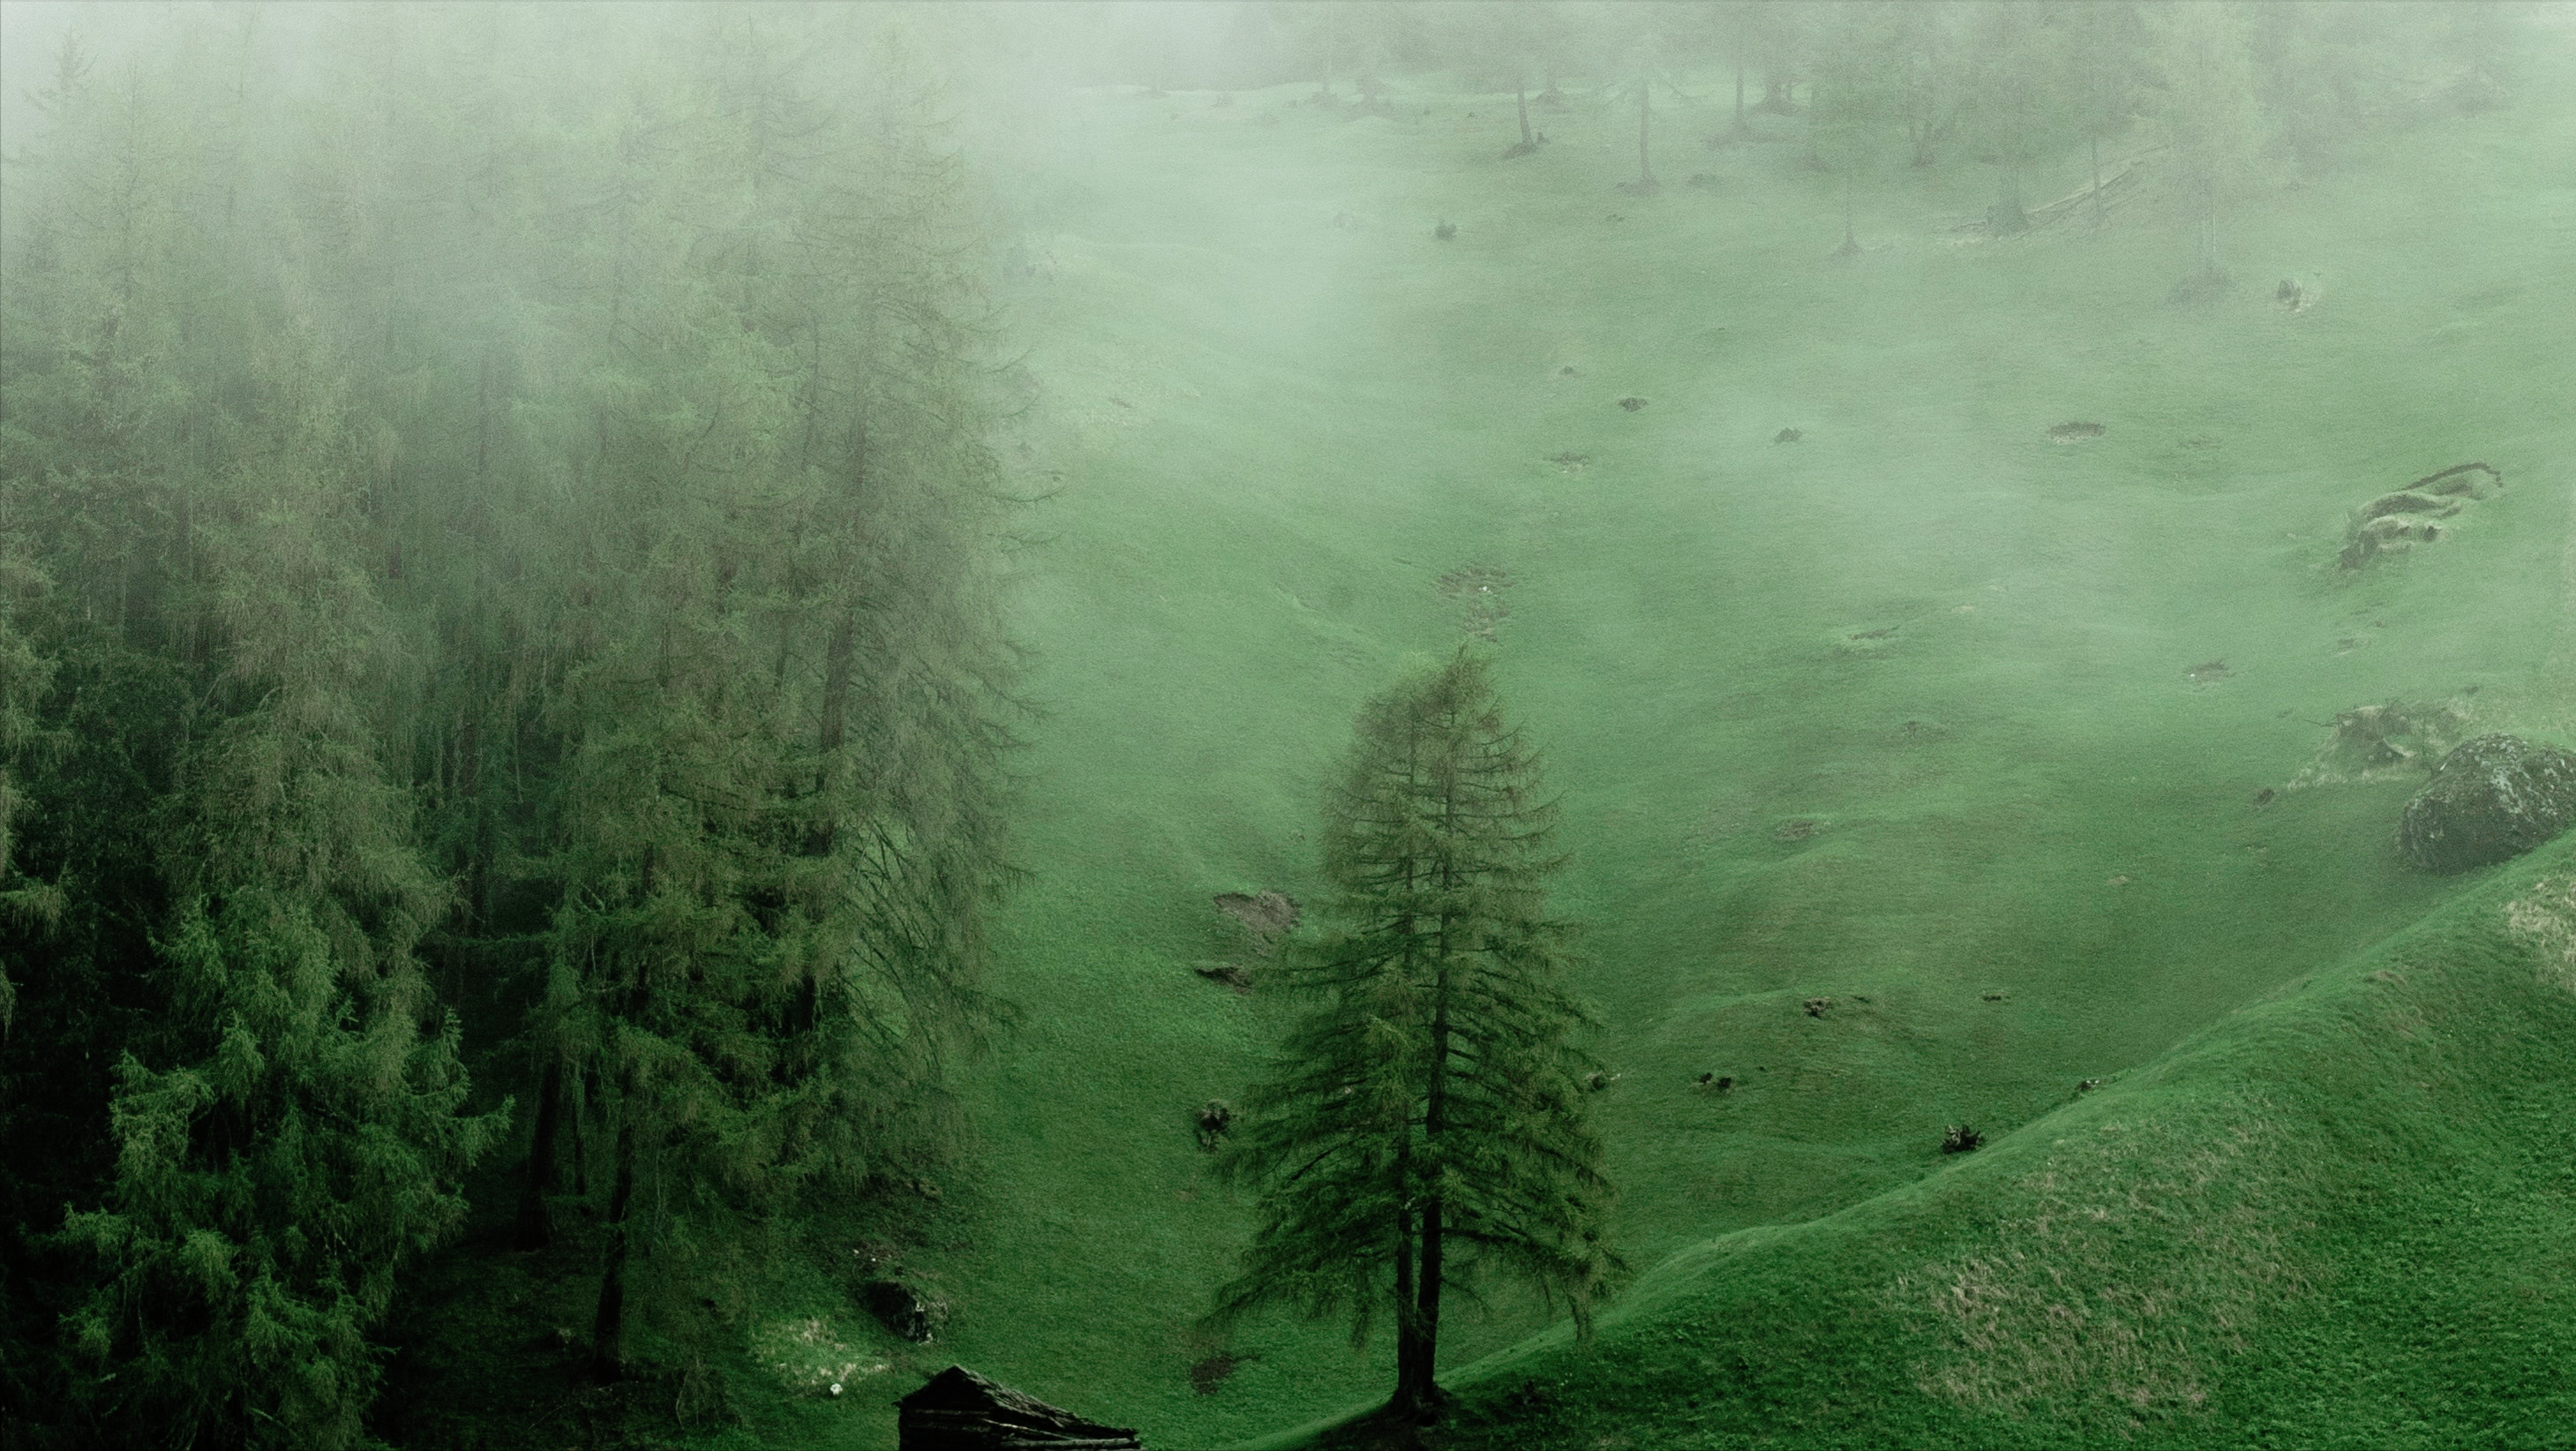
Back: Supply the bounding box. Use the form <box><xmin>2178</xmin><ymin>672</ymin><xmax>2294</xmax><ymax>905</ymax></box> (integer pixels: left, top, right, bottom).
<box><xmin>2</xmin><ymin>4</ymin><xmax>2570</xmax><ymax>1449</ymax></box>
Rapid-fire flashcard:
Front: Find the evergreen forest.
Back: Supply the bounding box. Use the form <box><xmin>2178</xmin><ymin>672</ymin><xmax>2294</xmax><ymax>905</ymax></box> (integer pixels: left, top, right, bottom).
<box><xmin>1</xmin><ymin>4</ymin><xmax>2571</xmax><ymax>1449</ymax></box>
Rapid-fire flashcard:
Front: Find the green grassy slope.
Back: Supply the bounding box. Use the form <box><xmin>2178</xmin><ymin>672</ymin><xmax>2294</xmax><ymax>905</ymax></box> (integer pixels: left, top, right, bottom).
<box><xmin>564</xmin><ymin>51</ymin><xmax>2574</xmax><ymax>1451</ymax></box>
<box><xmin>1269</xmin><ymin>837</ymin><xmax>2576</xmax><ymax>1451</ymax></box>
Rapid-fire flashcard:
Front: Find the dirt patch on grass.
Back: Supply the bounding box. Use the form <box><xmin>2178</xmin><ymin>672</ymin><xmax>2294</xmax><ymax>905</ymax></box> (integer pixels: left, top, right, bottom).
<box><xmin>2286</xmin><ymin>696</ymin><xmax>2472</xmax><ymax>787</ymax></box>
<box><xmin>2340</xmin><ymin>462</ymin><xmax>2502</xmax><ymax>568</ymax></box>
<box><xmin>1213</xmin><ymin>891</ymin><xmax>1298</xmax><ymax>954</ymax></box>
<box><xmin>2410</xmin><ymin>461</ymin><xmax>2502</xmax><ymax>497</ymax></box>
<box><xmin>1194</xmin><ymin>964</ymin><xmax>1253</xmax><ymax>994</ymax></box>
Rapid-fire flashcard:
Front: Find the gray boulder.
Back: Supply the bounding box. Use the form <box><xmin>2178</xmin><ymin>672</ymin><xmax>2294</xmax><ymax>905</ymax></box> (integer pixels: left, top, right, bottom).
<box><xmin>2399</xmin><ymin>734</ymin><xmax>2576</xmax><ymax>873</ymax></box>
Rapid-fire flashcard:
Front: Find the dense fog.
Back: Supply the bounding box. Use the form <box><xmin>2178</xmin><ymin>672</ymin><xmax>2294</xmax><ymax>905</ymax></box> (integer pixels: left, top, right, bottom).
<box><xmin>2</xmin><ymin>4</ymin><xmax>2570</xmax><ymax>1449</ymax></box>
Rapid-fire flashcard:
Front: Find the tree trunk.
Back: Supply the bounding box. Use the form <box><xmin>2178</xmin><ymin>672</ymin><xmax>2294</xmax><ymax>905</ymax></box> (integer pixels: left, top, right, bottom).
<box><xmin>1990</xmin><ymin>169</ymin><xmax>2029</xmax><ymax>236</ymax></box>
<box><xmin>1516</xmin><ymin>84</ymin><xmax>1531</xmax><ymax>146</ymax></box>
<box><xmin>1397</xmin><ymin>1194</ymin><xmax>1446</xmax><ymax>1421</ymax></box>
<box><xmin>569</xmin><ymin>1062</ymin><xmax>590</xmax><ymax>1199</ymax></box>
<box><xmin>589</xmin><ymin>1113</ymin><xmax>636</xmax><ymax>1380</ymax></box>
<box><xmin>1390</xmin><ymin>1197</ymin><xmax>1420</xmax><ymax>1412</ymax></box>
<box><xmin>1734</xmin><ymin>61</ymin><xmax>1746</xmax><ymax>132</ymax></box>
<box><xmin>1636</xmin><ymin>75</ymin><xmax>1652</xmax><ymax>184</ymax></box>
<box><xmin>1396</xmin><ymin>919</ymin><xmax>1456</xmax><ymax>1423</ymax></box>
<box><xmin>512</xmin><ymin>1056</ymin><xmax>564</xmax><ymax>1251</ymax></box>
<box><xmin>809</xmin><ymin>613</ymin><xmax>855</xmax><ymax>853</ymax></box>
<box><xmin>2090</xmin><ymin>134</ymin><xmax>2105</xmax><ymax>223</ymax></box>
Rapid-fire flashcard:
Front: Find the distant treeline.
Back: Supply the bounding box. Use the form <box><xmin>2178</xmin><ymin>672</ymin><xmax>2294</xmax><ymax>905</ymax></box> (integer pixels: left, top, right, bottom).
<box><xmin>0</xmin><ymin>4</ymin><xmax>1017</xmax><ymax>1447</ymax></box>
<box><xmin>965</xmin><ymin>2</ymin><xmax>2534</xmax><ymax>276</ymax></box>
<box><xmin>979</xmin><ymin>0</ymin><xmax>2525</xmax><ymax>139</ymax></box>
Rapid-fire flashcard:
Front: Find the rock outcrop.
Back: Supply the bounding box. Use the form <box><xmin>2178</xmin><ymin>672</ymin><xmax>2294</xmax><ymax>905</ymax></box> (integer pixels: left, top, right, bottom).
<box><xmin>2399</xmin><ymin>734</ymin><xmax>2576</xmax><ymax>873</ymax></box>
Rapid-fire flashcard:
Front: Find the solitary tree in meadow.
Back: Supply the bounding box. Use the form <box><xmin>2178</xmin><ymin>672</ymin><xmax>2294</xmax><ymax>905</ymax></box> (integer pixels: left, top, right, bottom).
<box><xmin>1604</xmin><ymin>15</ymin><xmax>1699</xmax><ymax>192</ymax></box>
<box><xmin>1960</xmin><ymin>1</ymin><xmax>2078</xmax><ymax>236</ymax></box>
<box><xmin>2151</xmin><ymin>0</ymin><xmax>2265</xmax><ymax>290</ymax></box>
<box><xmin>2062</xmin><ymin>1</ymin><xmax>2148</xmax><ymax>224</ymax></box>
<box><xmin>1206</xmin><ymin>650</ymin><xmax>1620</xmax><ymax>1424</ymax></box>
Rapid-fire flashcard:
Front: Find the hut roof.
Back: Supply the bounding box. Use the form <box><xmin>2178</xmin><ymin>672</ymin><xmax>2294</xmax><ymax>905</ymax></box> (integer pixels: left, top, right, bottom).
<box><xmin>897</xmin><ymin>1365</ymin><xmax>1141</xmax><ymax>1449</ymax></box>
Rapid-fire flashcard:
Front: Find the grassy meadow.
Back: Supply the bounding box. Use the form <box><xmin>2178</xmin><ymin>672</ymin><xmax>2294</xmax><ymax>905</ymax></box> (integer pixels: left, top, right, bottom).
<box><xmin>388</xmin><ymin>41</ymin><xmax>2575</xmax><ymax>1451</ymax></box>
<box><xmin>938</xmin><ymin>48</ymin><xmax>2576</xmax><ymax>1450</ymax></box>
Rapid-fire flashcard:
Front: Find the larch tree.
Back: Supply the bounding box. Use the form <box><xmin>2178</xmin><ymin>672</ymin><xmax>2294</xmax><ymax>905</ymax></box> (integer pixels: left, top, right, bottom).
<box><xmin>2</xmin><ymin>0</ymin><xmax>1021</xmax><ymax>1435</ymax></box>
<box><xmin>2151</xmin><ymin>0</ymin><xmax>2267</xmax><ymax>292</ymax></box>
<box><xmin>1598</xmin><ymin>3</ymin><xmax>1707</xmax><ymax>192</ymax></box>
<box><xmin>56</xmin><ymin>325</ymin><xmax>507</xmax><ymax>1450</ymax></box>
<box><xmin>1208</xmin><ymin>650</ymin><xmax>1620</xmax><ymax>1425</ymax></box>
<box><xmin>1807</xmin><ymin>4</ymin><xmax>1902</xmax><ymax>254</ymax></box>
<box><xmin>2061</xmin><ymin>0</ymin><xmax>2148</xmax><ymax>224</ymax></box>
<box><xmin>0</xmin><ymin>542</ymin><xmax>60</xmax><ymax>1040</ymax></box>
<box><xmin>520</xmin><ymin>5</ymin><xmax>1019</xmax><ymax>1380</ymax></box>
<box><xmin>1960</xmin><ymin>1</ymin><xmax>2077</xmax><ymax>236</ymax></box>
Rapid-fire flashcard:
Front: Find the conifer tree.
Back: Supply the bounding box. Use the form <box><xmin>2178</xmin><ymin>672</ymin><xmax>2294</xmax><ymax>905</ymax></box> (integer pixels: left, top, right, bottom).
<box><xmin>523</xmin><ymin>6</ymin><xmax>1019</xmax><ymax>1378</ymax></box>
<box><xmin>2062</xmin><ymin>1</ymin><xmax>2148</xmax><ymax>224</ymax></box>
<box><xmin>0</xmin><ymin>2</ymin><xmax>1019</xmax><ymax>1428</ymax></box>
<box><xmin>54</xmin><ymin>330</ymin><xmax>507</xmax><ymax>1449</ymax></box>
<box><xmin>1209</xmin><ymin>650</ymin><xmax>1620</xmax><ymax>1424</ymax></box>
<box><xmin>2152</xmin><ymin>0</ymin><xmax>2266</xmax><ymax>289</ymax></box>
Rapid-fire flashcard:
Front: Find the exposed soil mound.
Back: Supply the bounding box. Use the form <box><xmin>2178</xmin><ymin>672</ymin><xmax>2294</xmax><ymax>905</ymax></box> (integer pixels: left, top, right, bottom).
<box><xmin>1618</xmin><ymin>395</ymin><xmax>1648</xmax><ymax>411</ymax></box>
<box><xmin>2357</xmin><ymin>491</ymin><xmax>2459</xmax><ymax>517</ymax></box>
<box><xmin>2342</xmin><ymin>462</ymin><xmax>2502</xmax><ymax>568</ymax></box>
<box><xmin>2412</xmin><ymin>461</ymin><xmax>2502</xmax><ymax>498</ymax></box>
<box><xmin>2398</xmin><ymin>734</ymin><xmax>2576</xmax><ymax>874</ymax></box>
<box><xmin>1775</xmin><ymin>427</ymin><xmax>1802</xmax><ymax>444</ymax></box>
<box><xmin>2047</xmin><ymin>421</ymin><xmax>2105</xmax><ymax>441</ymax></box>
<box><xmin>2291</xmin><ymin>697</ymin><xmax>2471</xmax><ymax>786</ymax></box>
<box><xmin>1213</xmin><ymin>891</ymin><xmax>1299</xmax><ymax>953</ymax></box>
<box><xmin>859</xmin><ymin>1277</ymin><xmax>947</xmax><ymax>1344</ymax></box>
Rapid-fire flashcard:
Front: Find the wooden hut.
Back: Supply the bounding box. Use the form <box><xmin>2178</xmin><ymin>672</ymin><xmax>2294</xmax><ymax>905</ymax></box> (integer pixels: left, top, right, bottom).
<box><xmin>897</xmin><ymin>1365</ymin><xmax>1142</xmax><ymax>1450</ymax></box>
